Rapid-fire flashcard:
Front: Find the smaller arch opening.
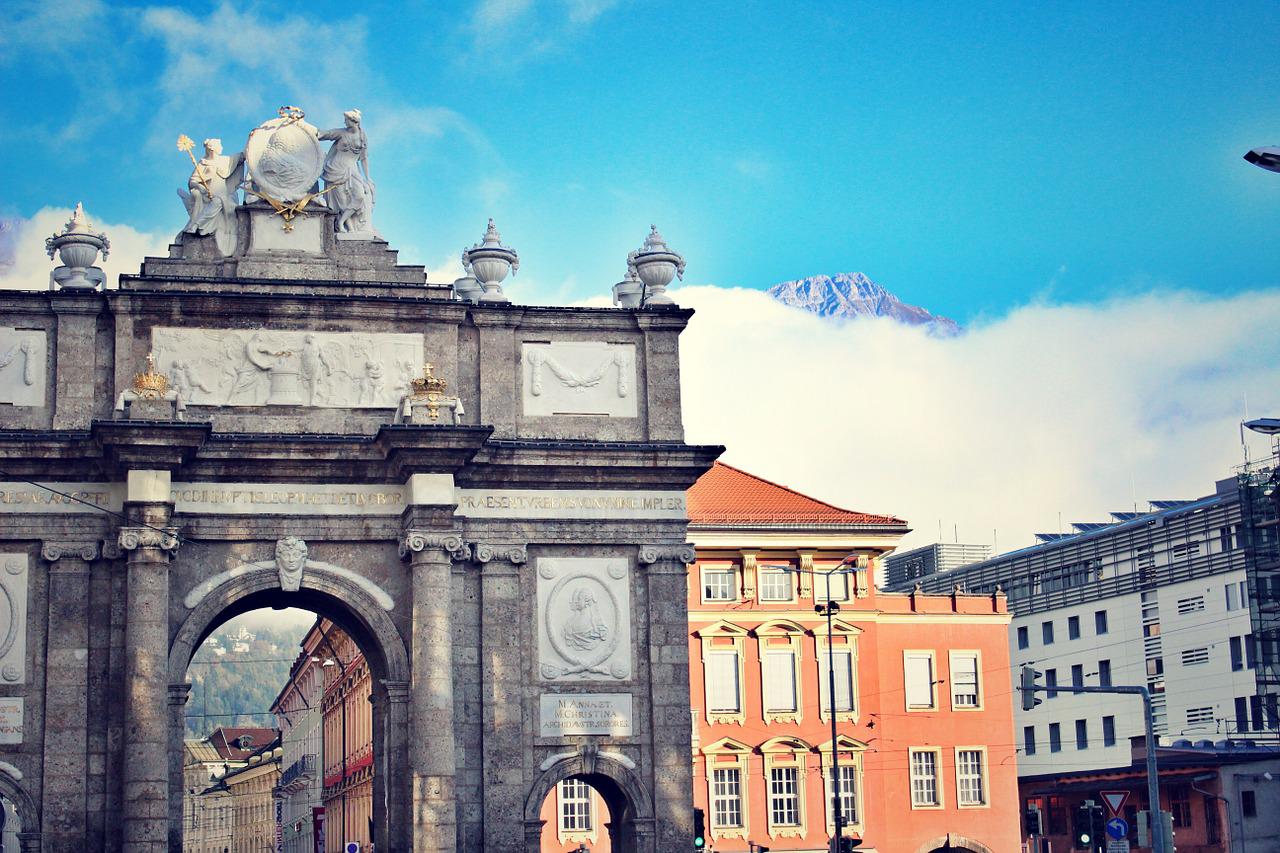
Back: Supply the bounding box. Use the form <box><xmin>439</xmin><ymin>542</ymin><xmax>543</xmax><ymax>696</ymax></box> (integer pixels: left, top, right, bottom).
<box><xmin>536</xmin><ymin>773</ymin><xmax>624</xmax><ymax>852</ymax></box>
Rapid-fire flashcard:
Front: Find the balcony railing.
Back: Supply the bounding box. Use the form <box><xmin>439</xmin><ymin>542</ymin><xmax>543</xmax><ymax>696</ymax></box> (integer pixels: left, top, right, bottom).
<box><xmin>279</xmin><ymin>753</ymin><xmax>317</xmax><ymax>791</ymax></box>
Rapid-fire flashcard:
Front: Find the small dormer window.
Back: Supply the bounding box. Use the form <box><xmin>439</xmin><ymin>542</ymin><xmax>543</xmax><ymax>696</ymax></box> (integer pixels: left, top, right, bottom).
<box><xmin>237</xmin><ymin>735</ymin><xmax>254</xmax><ymax>749</ymax></box>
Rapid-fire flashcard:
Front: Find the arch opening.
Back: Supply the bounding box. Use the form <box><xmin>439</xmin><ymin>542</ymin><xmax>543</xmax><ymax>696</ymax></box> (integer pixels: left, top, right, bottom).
<box><xmin>172</xmin><ymin>568</ymin><xmax>409</xmax><ymax>853</ymax></box>
<box><xmin>525</xmin><ymin>754</ymin><xmax>655</xmax><ymax>853</ymax></box>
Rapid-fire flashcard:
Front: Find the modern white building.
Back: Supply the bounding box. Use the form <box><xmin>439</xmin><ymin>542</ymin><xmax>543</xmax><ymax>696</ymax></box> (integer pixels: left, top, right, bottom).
<box><xmin>883</xmin><ymin>542</ymin><xmax>992</xmax><ymax>589</ymax></box>
<box><xmin>913</xmin><ymin>473</ymin><xmax>1277</xmax><ymax>777</ymax></box>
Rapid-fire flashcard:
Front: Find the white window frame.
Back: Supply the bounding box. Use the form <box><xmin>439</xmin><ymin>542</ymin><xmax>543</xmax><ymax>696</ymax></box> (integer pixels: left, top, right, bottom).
<box><xmin>948</xmin><ymin>650</ymin><xmax>982</xmax><ymax>710</ymax></box>
<box><xmin>761</xmin><ymin>737</ymin><xmax>810</xmax><ymax>838</ymax></box>
<box><xmin>703</xmin><ymin>738</ymin><xmax>750</xmax><ymax>842</ymax></box>
<box><xmin>819</xmin><ymin>735</ymin><xmax>865</xmax><ymax>834</ymax></box>
<box><xmin>701</xmin><ymin>564</ymin><xmax>738</xmax><ymax>603</ymax></box>
<box><xmin>909</xmin><ymin>747</ymin><xmax>944</xmax><ymax>808</ymax></box>
<box><xmin>556</xmin><ymin>778</ymin><xmax>597</xmax><ymax>843</ymax></box>
<box><xmin>903</xmin><ymin>650</ymin><xmax>937</xmax><ymax>711</ymax></box>
<box><xmin>696</xmin><ymin>621</ymin><xmax>748</xmax><ymax>725</ymax></box>
<box><xmin>757</xmin><ymin>565</ymin><xmax>794</xmax><ymax>602</ymax></box>
<box><xmin>954</xmin><ymin>747</ymin><xmax>988</xmax><ymax>808</ymax></box>
<box><xmin>758</xmin><ymin>621</ymin><xmax>804</xmax><ymax>723</ymax></box>
<box><xmin>816</xmin><ymin>619</ymin><xmax>860</xmax><ymax>723</ymax></box>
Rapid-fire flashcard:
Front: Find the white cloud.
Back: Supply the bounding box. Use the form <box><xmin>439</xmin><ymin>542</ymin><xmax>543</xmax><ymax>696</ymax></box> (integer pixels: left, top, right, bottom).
<box><xmin>0</xmin><ymin>207</ymin><xmax>171</xmax><ymax>291</ymax></box>
<box><xmin>138</xmin><ymin>3</ymin><xmax>372</xmax><ymax>143</ymax></box>
<box><xmin>673</xmin><ymin>285</ymin><xmax>1280</xmax><ymax>552</ymax></box>
<box><xmin>463</xmin><ymin>0</ymin><xmax>623</xmax><ymax>63</ymax></box>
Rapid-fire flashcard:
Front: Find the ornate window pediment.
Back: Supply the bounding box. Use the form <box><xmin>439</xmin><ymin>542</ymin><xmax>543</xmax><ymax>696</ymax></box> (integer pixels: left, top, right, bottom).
<box><xmin>761</xmin><ymin>737</ymin><xmax>810</xmax><ymax>839</ymax></box>
<box><xmin>698</xmin><ymin>621</ymin><xmax>747</xmax><ymax>725</ymax></box>
<box><xmin>756</xmin><ymin>621</ymin><xmax>804</xmax><ymax>724</ymax></box>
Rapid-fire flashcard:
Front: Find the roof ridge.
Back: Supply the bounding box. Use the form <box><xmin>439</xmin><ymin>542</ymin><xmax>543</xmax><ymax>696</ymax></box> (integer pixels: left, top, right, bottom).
<box><xmin>711</xmin><ymin>460</ymin><xmax>903</xmax><ymax>522</ymax></box>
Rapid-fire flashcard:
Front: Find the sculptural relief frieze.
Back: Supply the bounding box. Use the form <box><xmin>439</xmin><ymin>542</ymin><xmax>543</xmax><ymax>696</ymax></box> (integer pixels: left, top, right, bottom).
<box><xmin>521</xmin><ymin>341</ymin><xmax>637</xmax><ymax>418</ymax></box>
<box><xmin>150</xmin><ymin>327</ymin><xmax>421</xmax><ymax>408</ymax></box>
<box><xmin>0</xmin><ymin>329</ymin><xmax>45</xmax><ymax>408</ymax></box>
<box><xmin>537</xmin><ymin>557</ymin><xmax>632</xmax><ymax>682</ymax></box>
<box><xmin>0</xmin><ymin>555</ymin><xmax>29</xmax><ymax>684</ymax></box>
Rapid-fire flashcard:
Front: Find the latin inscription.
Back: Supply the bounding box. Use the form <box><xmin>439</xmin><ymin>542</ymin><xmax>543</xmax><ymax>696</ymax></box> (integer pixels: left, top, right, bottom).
<box><xmin>539</xmin><ymin>693</ymin><xmax>633</xmax><ymax>737</ymax></box>
<box><xmin>457</xmin><ymin>489</ymin><xmax>686</xmax><ymax>520</ymax></box>
<box><xmin>0</xmin><ymin>699</ymin><xmax>22</xmax><ymax>744</ymax></box>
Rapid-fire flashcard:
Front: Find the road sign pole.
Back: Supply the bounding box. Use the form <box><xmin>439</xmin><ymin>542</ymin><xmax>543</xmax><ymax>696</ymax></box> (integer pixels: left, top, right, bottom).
<box><xmin>1142</xmin><ymin>691</ymin><xmax>1165</xmax><ymax>853</ymax></box>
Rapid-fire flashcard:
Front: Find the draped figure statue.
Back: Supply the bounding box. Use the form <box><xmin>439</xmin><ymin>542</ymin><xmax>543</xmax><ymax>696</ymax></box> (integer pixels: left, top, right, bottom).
<box><xmin>319</xmin><ymin>109</ymin><xmax>375</xmax><ymax>233</ymax></box>
<box><xmin>177</xmin><ymin>138</ymin><xmax>244</xmax><ymax>256</ymax></box>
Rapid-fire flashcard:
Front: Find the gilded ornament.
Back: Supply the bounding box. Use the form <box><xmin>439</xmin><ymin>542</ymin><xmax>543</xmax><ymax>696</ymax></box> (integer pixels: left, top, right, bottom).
<box><xmin>409</xmin><ymin>362</ymin><xmax>448</xmax><ymax>420</ymax></box>
<box><xmin>132</xmin><ymin>352</ymin><xmax>170</xmax><ymax>400</ymax></box>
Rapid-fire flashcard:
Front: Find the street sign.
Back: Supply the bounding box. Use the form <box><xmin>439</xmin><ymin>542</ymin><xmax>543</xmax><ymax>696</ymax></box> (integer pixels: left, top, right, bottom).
<box><xmin>345</xmin><ymin>843</ymin><xmax>360</xmax><ymax>853</ymax></box>
<box><xmin>1101</xmin><ymin>790</ymin><xmax>1130</xmax><ymax>817</ymax></box>
<box><xmin>1106</xmin><ymin>817</ymin><xmax>1129</xmax><ymax>840</ymax></box>
<box><xmin>1106</xmin><ymin>839</ymin><xmax>1130</xmax><ymax>853</ymax></box>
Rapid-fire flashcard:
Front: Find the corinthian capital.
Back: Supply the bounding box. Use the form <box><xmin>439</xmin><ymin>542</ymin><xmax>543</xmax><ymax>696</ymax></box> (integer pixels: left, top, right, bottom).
<box><xmin>637</xmin><ymin>543</ymin><xmax>696</xmax><ymax>566</ymax></box>
<box><xmin>118</xmin><ymin>526</ymin><xmax>180</xmax><ymax>554</ymax></box>
<box><xmin>399</xmin><ymin>530</ymin><xmax>469</xmax><ymax>561</ymax></box>
<box><xmin>41</xmin><ymin>540</ymin><xmax>100</xmax><ymax>563</ymax></box>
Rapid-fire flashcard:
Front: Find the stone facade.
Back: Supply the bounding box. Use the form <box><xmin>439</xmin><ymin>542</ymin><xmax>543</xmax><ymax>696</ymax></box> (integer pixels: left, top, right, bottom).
<box><xmin>0</xmin><ymin>201</ymin><xmax>720</xmax><ymax>852</ymax></box>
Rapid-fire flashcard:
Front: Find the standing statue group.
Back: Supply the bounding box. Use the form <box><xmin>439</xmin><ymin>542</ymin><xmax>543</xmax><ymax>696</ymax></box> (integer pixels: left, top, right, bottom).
<box><xmin>178</xmin><ymin>107</ymin><xmax>375</xmax><ymax>256</ymax></box>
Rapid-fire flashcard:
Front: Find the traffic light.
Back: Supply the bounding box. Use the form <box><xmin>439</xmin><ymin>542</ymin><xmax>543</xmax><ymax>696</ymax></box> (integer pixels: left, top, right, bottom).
<box><xmin>1025</xmin><ymin>804</ymin><xmax>1044</xmax><ymax>836</ymax></box>
<box><xmin>693</xmin><ymin>808</ymin><xmax>705</xmax><ymax>850</ymax></box>
<box><xmin>748</xmin><ymin>844</ymin><xmax>771</xmax><ymax>853</ymax></box>
<box><xmin>1074</xmin><ymin>802</ymin><xmax>1098</xmax><ymax>850</ymax></box>
<box><xmin>1020</xmin><ymin>665</ymin><xmax>1044</xmax><ymax>711</ymax></box>
<box><xmin>837</xmin><ymin>838</ymin><xmax>863</xmax><ymax>852</ymax></box>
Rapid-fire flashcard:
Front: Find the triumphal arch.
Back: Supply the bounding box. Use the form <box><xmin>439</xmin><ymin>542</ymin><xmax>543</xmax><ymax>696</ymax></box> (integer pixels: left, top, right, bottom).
<box><xmin>0</xmin><ymin>106</ymin><xmax>718</xmax><ymax>852</ymax></box>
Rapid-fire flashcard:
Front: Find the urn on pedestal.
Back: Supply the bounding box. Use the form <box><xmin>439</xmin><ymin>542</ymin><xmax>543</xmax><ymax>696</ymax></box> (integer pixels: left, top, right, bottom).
<box><xmin>612</xmin><ymin>267</ymin><xmax>645</xmax><ymax>309</ymax></box>
<box><xmin>463</xmin><ymin>219</ymin><xmax>519</xmax><ymax>304</ymax></box>
<box><xmin>627</xmin><ymin>225</ymin><xmax>685</xmax><ymax>307</ymax></box>
<box><xmin>45</xmin><ymin>203</ymin><xmax>110</xmax><ymax>290</ymax></box>
<box><xmin>452</xmin><ymin>252</ymin><xmax>483</xmax><ymax>304</ymax></box>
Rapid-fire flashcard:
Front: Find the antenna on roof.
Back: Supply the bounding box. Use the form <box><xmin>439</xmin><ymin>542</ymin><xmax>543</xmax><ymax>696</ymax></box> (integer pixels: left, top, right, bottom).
<box><xmin>953</xmin><ymin>523</ymin><xmax>958</xmax><ymax>544</ymax></box>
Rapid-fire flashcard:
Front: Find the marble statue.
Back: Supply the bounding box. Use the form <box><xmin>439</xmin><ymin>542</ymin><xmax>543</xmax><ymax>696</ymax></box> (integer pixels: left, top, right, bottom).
<box><xmin>274</xmin><ymin>536</ymin><xmax>308</xmax><ymax>592</ymax></box>
<box><xmin>177</xmin><ymin>138</ymin><xmax>244</xmax><ymax>256</ymax></box>
<box><xmin>320</xmin><ymin>109</ymin><xmax>375</xmax><ymax>234</ymax></box>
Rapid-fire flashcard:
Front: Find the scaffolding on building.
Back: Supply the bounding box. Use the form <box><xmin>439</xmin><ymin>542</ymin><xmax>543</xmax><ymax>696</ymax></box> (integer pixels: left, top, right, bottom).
<box><xmin>1239</xmin><ymin>445</ymin><xmax>1280</xmax><ymax>735</ymax></box>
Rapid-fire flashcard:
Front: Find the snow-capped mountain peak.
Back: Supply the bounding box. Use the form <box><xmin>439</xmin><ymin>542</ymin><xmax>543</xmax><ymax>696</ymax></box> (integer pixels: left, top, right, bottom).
<box><xmin>767</xmin><ymin>272</ymin><xmax>960</xmax><ymax>336</ymax></box>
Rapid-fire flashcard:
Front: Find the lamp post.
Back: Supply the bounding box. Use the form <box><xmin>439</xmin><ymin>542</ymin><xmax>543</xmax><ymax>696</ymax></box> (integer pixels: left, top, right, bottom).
<box><xmin>788</xmin><ymin>554</ymin><xmax>859</xmax><ymax>852</ymax></box>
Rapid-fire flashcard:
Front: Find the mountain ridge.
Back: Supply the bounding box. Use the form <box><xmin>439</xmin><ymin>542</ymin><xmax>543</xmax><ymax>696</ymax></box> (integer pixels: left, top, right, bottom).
<box><xmin>767</xmin><ymin>272</ymin><xmax>961</xmax><ymax>336</ymax></box>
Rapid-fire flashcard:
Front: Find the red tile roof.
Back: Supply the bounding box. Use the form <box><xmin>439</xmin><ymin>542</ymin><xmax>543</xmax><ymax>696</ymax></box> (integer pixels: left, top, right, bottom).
<box><xmin>688</xmin><ymin>461</ymin><xmax>906</xmax><ymax>527</ymax></box>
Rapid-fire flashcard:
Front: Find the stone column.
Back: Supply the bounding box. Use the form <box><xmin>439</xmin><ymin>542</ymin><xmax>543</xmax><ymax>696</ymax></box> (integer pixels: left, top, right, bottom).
<box><xmin>475</xmin><ymin>543</ymin><xmax>529</xmax><ymax>851</ymax></box>
<box><xmin>118</xmin><ymin>521</ymin><xmax>179</xmax><ymax>853</ymax></box>
<box><xmin>40</xmin><ymin>539</ymin><xmax>97</xmax><ymax>852</ymax></box>
<box><xmin>399</xmin><ymin>530</ymin><xmax>469</xmax><ymax>852</ymax></box>
<box><xmin>376</xmin><ymin>681</ymin><xmax>411</xmax><ymax>853</ymax></box>
<box><xmin>166</xmin><ymin>684</ymin><xmax>190</xmax><ymax>853</ymax></box>
<box><xmin>638</xmin><ymin>543</ymin><xmax>697</xmax><ymax>853</ymax></box>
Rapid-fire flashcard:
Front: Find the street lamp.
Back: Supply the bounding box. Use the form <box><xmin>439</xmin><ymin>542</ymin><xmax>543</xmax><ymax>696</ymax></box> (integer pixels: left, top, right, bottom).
<box><xmin>787</xmin><ymin>554</ymin><xmax>859</xmax><ymax>852</ymax></box>
<box><xmin>1244</xmin><ymin>147</ymin><xmax>1280</xmax><ymax>173</ymax></box>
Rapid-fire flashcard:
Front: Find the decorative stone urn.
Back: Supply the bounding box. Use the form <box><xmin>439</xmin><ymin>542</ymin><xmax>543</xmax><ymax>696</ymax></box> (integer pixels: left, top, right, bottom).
<box><xmin>627</xmin><ymin>224</ymin><xmax>685</xmax><ymax>307</ymax></box>
<box><xmin>45</xmin><ymin>203</ymin><xmax>110</xmax><ymax>290</ymax></box>
<box><xmin>612</xmin><ymin>267</ymin><xmax>645</xmax><ymax>309</ymax></box>
<box><xmin>463</xmin><ymin>218</ymin><xmax>519</xmax><ymax>304</ymax></box>
<box><xmin>453</xmin><ymin>253</ymin><xmax>483</xmax><ymax>303</ymax></box>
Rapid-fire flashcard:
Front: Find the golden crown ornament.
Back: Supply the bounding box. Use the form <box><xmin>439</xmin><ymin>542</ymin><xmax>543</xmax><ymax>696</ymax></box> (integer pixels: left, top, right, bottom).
<box><xmin>131</xmin><ymin>353</ymin><xmax>170</xmax><ymax>400</ymax></box>
<box><xmin>410</xmin><ymin>363</ymin><xmax>448</xmax><ymax>420</ymax></box>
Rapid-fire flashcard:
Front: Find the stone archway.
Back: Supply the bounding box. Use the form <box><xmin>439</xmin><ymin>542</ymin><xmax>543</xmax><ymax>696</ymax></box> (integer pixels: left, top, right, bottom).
<box><xmin>523</xmin><ymin>749</ymin><xmax>655</xmax><ymax>853</ymax></box>
<box><xmin>167</xmin><ymin>563</ymin><xmax>412</xmax><ymax>853</ymax></box>
<box><xmin>0</xmin><ymin>762</ymin><xmax>41</xmax><ymax>852</ymax></box>
<box><xmin>913</xmin><ymin>834</ymin><xmax>996</xmax><ymax>853</ymax></box>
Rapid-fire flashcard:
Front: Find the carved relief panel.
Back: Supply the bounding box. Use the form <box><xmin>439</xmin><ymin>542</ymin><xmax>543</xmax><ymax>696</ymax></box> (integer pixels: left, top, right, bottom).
<box><xmin>0</xmin><ymin>329</ymin><xmax>45</xmax><ymax>407</ymax></box>
<box><xmin>150</xmin><ymin>327</ymin><xmax>422</xmax><ymax>408</ymax></box>
<box><xmin>537</xmin><ymin>557</ymin><xmax>632</xmax><ymax>682</ymax></box>
<box><xmin>0</xmin><ymin>555</ymin><xmax>27</xmax><ymax>684</ymax></box>
<box><xmin>521</xmin><ymin>342</ymin><xmax>637</xmax><ymax>418</ymax></box>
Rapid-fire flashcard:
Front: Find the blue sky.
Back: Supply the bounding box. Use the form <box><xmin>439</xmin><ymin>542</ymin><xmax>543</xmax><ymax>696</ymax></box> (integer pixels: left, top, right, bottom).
<box><xmin>4</xmin><ymin>0</ymin><xmax>1280</xmax><ymax>319</ymax></box>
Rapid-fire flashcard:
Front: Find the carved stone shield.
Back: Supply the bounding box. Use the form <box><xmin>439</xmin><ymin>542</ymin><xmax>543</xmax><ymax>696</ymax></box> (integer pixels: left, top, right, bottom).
<box><xmin>244</xmin><ymin>113</ymin><xmax>324</xmax><ymax>203</ymax></box>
